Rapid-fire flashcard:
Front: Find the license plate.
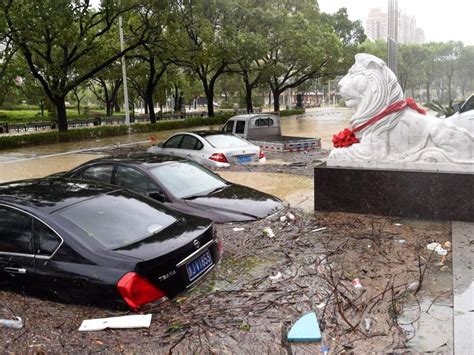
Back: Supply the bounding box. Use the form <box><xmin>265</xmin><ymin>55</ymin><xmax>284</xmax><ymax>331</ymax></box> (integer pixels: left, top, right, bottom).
<box><xmin>236</xmin><ymin>155</ymin><xmax>252</xmax><ymax>163</ymax></box>
<box><xmin>186</xmin><ymin>250</ymin><xmax>213</xmax><ymax>282</ymax></box>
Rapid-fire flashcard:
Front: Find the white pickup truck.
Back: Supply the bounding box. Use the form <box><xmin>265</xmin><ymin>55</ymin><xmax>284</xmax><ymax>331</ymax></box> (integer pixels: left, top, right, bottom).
<box><xmin>222</xmin><ymin>113</ymin><xmax>321</xmax><ymax>152</ymax></box>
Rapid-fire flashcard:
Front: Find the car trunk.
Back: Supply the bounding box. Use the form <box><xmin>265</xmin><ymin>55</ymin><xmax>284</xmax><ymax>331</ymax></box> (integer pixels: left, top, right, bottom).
<box><xmin>113</xmin><ymin>218</ymin><xmax>219</xmax><ymax>297</ymax></box>
<box><xmin>223</xmin><ymin>146</ymin><xmax>260</xmax><ymax>165</ymax></box>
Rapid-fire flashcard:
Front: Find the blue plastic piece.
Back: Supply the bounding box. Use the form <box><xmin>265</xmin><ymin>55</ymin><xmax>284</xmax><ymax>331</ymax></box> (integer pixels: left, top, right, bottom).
<box><xmin>287</xmin><ymin>312</ymin><xmax>321</xmax><ymax>342</ymax></box>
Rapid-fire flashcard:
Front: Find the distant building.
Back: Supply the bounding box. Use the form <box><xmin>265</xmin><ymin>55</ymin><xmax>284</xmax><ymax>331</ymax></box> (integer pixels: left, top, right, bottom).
<box><xmin>365</xmin><ymin>8</ymin><xmax>424</xmax><ymax>44</ymax></box>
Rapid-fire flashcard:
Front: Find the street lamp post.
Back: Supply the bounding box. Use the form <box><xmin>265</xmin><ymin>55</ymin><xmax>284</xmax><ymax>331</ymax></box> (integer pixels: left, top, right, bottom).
<box><xmin>387</xmin><ymin>0</ymin><xmax>398</xmax><ymax>76</ymax></box>
<box><xmin>119</xmin><ymin>15</ymin><xmax>130</xmax><ymax>126</ymax></box>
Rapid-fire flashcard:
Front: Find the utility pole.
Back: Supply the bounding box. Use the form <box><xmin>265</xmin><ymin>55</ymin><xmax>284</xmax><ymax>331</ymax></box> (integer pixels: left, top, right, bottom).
<box><xmin>387</xmin><ymin>0</ymin><xmax>398</xmax><ymax>76</ymax></box>
<box><xmin>119</xmin><ymin>15</ymin><xmax>130</xmax><ymax>126</ymax></box>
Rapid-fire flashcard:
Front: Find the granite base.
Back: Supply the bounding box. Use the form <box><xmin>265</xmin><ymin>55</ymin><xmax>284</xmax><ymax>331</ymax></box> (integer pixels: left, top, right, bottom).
<box><xmin>314</xmin><ymin>163</ymin><xmax>474</xmax><ymax>222</ymax></box>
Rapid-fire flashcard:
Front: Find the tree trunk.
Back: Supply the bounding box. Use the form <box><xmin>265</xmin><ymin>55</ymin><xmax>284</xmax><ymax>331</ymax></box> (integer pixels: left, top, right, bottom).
<box><xmin>55</xmin><ymin>97</ymin><xmax>68</xmax><ymax>132</ymax></box>
<box><xmin>146</xmin><ymin>91</ymin><xmax>156</xmax><ymax>123</ymax></box>
<box><xmin>144</xmin><ymin>101</ymin><xmax>148</xmax><ymax>114</ymax></box>
<box><xmin>272</xmin><ymin>88</ymin><xmax>281</xmax><ymax>112</ymax></box>
<box><xmin>106</xmin><ymin>102</ymin><xmax>112</xmax><ymax>117</ymax></box>
<box><xmin>245</xmin><ymin>85</ymin><xmax>253</xmax><ymax>113</ymax></box>
<box><xmin>114</xmin><ymin>100</ymin><xmax>120</xmax><ymax>113</ymax></box>
<box><xmin>39</xmin><ymin>101</ymin><xmax>44</xmax><ymax>117</ymax></box>
<box><xmin>174</xmin><ymin>84</ymin><xmax>179</xmax><ymax>112</ymax></box>
<box><xmin>426</xmin><ymin>83</ymin><xmax>431</xmax><ymax>102</ymax></box>
<box><xmin>204</xmin><ymin>85</ymin><xmax>215</xmax><ymax>117</ymax></box>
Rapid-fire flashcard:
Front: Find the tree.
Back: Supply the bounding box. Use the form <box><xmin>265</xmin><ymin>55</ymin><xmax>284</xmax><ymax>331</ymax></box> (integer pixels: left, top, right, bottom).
<box><xmin>358</xmin><ymin>39</ymin><xmax>387</xmax><ymax>62</ymax></box>
<box><xmin>397</xmin><ymin>44</ymin><xmax>427</xmax><ymax>96</ymax></box>
<box><xmin>262</xmin><ymin>2</ymin><xmax>341</xmax><ymax>111</ymax></box>
<box><xmin>89</xmin><ymin>68</ymin><xmax>123</xmax><ymax>117</ymax></box>
<box><xmin>455</xmin><ymin>45</ymin><xmax>474</xmax><ymax>99</ymax></box>
<box><xmin>1</xmin><ymin>0</ymin><xmax>150</xmax><ymax>131</ymax></box>
<box><xmin>168</xmin><ymin>0</ymin><xmax>241</xmax><ymax>116</ymax></box>
<box><xmin>322</xmin><ymin>8</ymin><xmax>366</xmax><ymax>72</ymax></box>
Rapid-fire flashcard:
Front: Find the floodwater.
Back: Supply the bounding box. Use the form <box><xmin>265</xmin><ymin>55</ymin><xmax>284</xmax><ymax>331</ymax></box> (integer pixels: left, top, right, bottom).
<box><xmin>0</xmin><ymin>107</ymin><xmax>349</xmax><ymax>208</ymax></box>
<box><xmin>219</xmin><ymin>171</ymin><xmax>314</xmax><ymax>212</ymax></box>
<box><xmin>280</xmin><ymin>107</ymin><xmax>353</xmax><ymax>148</ymax></box>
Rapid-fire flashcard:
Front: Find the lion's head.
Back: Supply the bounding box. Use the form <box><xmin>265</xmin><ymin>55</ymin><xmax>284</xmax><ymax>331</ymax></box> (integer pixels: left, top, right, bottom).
<box><xmin>339</xmin><ymin>53</ymin><xmax>404</xmax><ymax>132</ymax></box>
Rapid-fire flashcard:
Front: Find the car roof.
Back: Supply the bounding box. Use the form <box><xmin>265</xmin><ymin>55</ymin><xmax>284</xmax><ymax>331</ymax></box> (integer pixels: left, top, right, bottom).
<box><xmin>0</xmin><ymin>178</ymin><xmax>121</xmax><ymax>214</ymax></box>
<box><xmin>228</xmin><ymin>114</ymin><xmax>279</xmax><ymax>121</ymax></box>
<box><xmin>75</xmin><ymin>153</ymin><xmax>188</xmax><ymax>167</ymax></box>
<box><xmin>186</xmin><ymin>130</ymin><xmax>232</xmax><ymax>137</ymax></box>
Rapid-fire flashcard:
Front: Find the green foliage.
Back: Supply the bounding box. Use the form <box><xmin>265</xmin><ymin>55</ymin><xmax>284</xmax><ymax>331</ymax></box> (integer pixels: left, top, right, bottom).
<box><xmin>424</xmin><ymin>100</ymin><xmax>457</xmax><ymax>117</ymax></box>
<box><xmin>0</xmin><ymin>113</ymin><xmax>235</xmax><ymax>150</ymax></box>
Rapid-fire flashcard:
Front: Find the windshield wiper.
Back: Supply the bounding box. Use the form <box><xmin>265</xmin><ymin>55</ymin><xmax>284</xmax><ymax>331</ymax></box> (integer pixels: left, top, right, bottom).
<box><xmin>183</xmin><ymin>185</ymin><xmax>229</xmax><ymax>200</ymax></box>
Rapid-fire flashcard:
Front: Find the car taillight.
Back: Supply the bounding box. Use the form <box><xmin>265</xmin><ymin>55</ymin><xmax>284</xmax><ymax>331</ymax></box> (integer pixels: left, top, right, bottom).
<box><xmin>209</xmin><ymin>153</ymin><xmax>228</xmax><ymax>163</ymax></box>
<box><xmin>116</xmin><ymin>272</ymin><xmax>166</xmax><ymax>310</ymax></box>
<box><xmin>217</xmin><ymin>237</ymin><xmax>223</xmax><ymax>257</ymax></box>
<box><xmin>259</xmin><ymin>150</ymin><xmax>266</xmax><ymax>159</ymax></box>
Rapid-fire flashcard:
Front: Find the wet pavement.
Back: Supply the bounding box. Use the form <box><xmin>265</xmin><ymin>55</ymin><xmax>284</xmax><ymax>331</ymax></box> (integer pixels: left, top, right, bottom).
<box><xmin>452</xmin><ymin>222</ymin><xmax>474</xmax><ymax>353</ymax></box>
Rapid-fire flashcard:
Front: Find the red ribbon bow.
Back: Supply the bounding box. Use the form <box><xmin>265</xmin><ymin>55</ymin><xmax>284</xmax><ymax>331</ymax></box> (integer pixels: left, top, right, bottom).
<box><xmin>332</xmin><ymin>98</ymin><xmax>426</xmax><ymax>148</ymax></box>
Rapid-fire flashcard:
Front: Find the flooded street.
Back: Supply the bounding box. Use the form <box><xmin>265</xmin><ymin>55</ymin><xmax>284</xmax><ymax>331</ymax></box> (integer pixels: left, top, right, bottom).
<box><xmin>0</xmin><ymin>107</ymin><xmax>460</xmax><ymax>353</ymax></box>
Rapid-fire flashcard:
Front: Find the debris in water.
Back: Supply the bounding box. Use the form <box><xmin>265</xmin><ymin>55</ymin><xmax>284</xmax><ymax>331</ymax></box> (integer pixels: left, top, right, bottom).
<box><xmin>316</xmin><ymin>303</ymin><xmax>326</xmax><ymax>309</ymax></box>
<box><xmin>233</xmin><ymin>227</ymin><xmax>245</xmax><ymax>232</ymax></box>
<box><xmin>0</xmin><ymin>317</ymin><xmax>23</xmax><ymax>329</ymax></box>
<box><xmin>269</xmin><ymin>272</ymin><xmax>282</xmax><ymax>281</ymax></box>
<box><xmin>287</xmin><ymin>312</ymin><xmax>321</xmax><ymax>342</ymax></box>
<box><xmin>263</xmin><ymin>227</ymin><xmax>275</xmax><ymax>238</ymax></box>
<box><xmin>364</xmin><ymin>318</ymin><xmax>372</xmax><ymax>331</ymax></box>
<box><xmin>280</xmin><ymin>215</ymin><xmax>288</xmax><ymax>222</ymax></box>
<box><xmin>78</xmin><ymin>314</ymin><xmax>152</xmax><ymax>332</ymax></box>
<box><xmin>320</xmin><ymin>346</ymin><xmax>330</xmax><ymax>354</ymax></box>
<box><xmin>352</xmin><ymin>278</ymin><xmax>363</xmax><ymax>289</ymax></box>
<box><xmin>286</xmin><ymin>212</ymin><xmax>296</xmax><ymax>221</ymax></box>
<box><xmin>311</xmin><ymin>227</ymin><xmax>327</xmax><ymax>233</ymax></box>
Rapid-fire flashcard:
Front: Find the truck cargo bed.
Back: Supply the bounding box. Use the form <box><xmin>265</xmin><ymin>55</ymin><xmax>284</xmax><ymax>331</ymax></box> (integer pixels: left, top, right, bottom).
<box><xmin>250</xmin><ymin>136</ymin><xmax>321</xmax><ymax>152</ymax></box>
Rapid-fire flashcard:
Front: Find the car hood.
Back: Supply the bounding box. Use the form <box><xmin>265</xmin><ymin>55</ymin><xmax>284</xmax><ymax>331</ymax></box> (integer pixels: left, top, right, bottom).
<box><xmin>183</xmin><ymin>184</ymin><xmax>283</xmax><ymax>222</ymax></box>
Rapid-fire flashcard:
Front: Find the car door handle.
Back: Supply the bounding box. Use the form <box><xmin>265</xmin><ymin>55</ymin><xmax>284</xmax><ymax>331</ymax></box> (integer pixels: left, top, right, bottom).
<box><xmin>4</xmin><ymin>267</ymin><xmax>26</xmax><ymax>274</ymax></box>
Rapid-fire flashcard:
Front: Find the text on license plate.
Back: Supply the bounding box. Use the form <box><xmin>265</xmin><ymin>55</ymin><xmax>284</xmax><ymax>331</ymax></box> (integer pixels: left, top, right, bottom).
<box><xmin>236</xmin><ymin>155</ymin><xmax>252</xmax><ymax>163</ymax></box>
<box><xmin>186</xmin><ymin>250</ymin><xmax>213</xmax><ymax>282</ymax></box>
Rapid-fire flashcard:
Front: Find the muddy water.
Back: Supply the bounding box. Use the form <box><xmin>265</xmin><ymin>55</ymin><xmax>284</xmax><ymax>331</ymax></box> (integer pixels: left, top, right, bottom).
<box><xmin>280</xmin><ymin>107</ymin><xmax>352</xmax><ymax>148</ymax></box>
<box><xmin>219</xmin><ymin>171</ymin><xmax>314</xmax><ymax>212</ymax></box>
<box><xmin>0</xmin><ymin>107</ymin><xmax>347</xmax><ymax>203</ymax></box>
<box><xmin>0</xmin><ymin>153</ymin><xmax>104</xmax><ymax>183</ymax></box>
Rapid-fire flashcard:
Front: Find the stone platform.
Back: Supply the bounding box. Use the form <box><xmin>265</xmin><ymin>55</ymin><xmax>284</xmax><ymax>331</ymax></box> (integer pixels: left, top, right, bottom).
<box><xmin>314</xmin><ymin>163</ymin><xmax>474</xmax><ymax>222</ymax></box>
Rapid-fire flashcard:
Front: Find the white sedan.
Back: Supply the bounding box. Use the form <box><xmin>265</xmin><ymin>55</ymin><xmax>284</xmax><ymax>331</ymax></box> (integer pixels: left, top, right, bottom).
<box><xmin>147</xmin><ymin>131</ymin><xmax>266</xmax><ymax>168</ymax></box>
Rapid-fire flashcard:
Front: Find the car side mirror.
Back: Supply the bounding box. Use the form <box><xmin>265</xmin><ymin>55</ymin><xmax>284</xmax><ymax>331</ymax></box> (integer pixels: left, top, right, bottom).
<box><xmin>148</xmin><ymin>191</ymin><xmax>168</xmax><ymax>203</ymax></box>
<box><xmin>157</xmin><ymin>142</ymin><xmax>164</xmax><ymax>148</ymax></box>
<box><xmin>452</xmin><ymin>103</ymin><xmax>461</xmax><ymax>112</ymax></box>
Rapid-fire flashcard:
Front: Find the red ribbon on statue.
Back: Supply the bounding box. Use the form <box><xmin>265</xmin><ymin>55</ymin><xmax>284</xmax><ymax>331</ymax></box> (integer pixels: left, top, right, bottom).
<box><xmin>332</xmin><ymin>98</ymin><xmax>426</xmax><ymax>148</ymax></box>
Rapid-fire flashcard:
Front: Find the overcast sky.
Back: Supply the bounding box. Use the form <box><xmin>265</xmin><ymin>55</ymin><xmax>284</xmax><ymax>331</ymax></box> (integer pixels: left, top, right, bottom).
<box><xmin>318</xmin><ymin>0</ymin><xmax>473</xmax><ymax>45</ymax></box>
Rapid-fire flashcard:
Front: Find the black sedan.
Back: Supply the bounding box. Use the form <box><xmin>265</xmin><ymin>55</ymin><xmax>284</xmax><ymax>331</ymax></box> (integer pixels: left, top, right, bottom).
<box><xmin>62</xmin><ymin>154</ymin><xmax>284</xmax><ymax>223</ymax></box>
<box><xmin>0</xmin><ymin>178</ymin><xmax>222</xmax><ymax>310</ymax></box>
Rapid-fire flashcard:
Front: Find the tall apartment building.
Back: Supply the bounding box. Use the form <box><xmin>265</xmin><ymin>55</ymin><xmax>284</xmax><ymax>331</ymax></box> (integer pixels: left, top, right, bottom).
<box><xmin>366</xmin><ymin>8</ymin><xmax>425</xmax><ymax>44</ymax></box>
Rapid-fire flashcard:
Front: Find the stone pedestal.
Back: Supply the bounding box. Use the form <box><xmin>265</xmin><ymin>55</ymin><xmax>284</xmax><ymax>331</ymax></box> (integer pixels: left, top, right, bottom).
<box><xmin>314</xmin><ymin>163</ymin><xmax>474</xmax><ymax>222</ymax></box>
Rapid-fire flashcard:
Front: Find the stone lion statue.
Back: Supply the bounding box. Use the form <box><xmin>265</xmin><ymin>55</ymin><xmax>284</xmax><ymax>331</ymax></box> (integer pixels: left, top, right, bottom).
<box><xmin>328</xmin><ymin>53</ymin><xmax>473</xmax><ymax>170</ymax></box>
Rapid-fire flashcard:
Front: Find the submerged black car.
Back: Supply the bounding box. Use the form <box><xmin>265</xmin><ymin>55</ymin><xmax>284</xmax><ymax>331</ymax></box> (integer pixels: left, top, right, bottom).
<box><xmin>62</xmin><ymin>154</ymin><xmax>283</xmax><ymax>223</ymax></box>
<box><xmin>0</xmin><ymin>178</ymin><xmax>221</xmax><ymax>310</ymax></box>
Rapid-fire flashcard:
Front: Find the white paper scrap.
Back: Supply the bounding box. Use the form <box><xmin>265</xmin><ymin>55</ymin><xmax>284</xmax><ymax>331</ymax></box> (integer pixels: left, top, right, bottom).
<box><xmin>79</xmin><ymin>314</ymin><xmax>152</xmax><ymax>332</ymax></box>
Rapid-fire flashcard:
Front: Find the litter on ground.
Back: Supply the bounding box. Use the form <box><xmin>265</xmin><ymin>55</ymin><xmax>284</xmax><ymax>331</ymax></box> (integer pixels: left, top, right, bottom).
<box><xmin>78</xmin><ymin>314</ymin><xmax>152</xmax><ymax>332</ymax></box>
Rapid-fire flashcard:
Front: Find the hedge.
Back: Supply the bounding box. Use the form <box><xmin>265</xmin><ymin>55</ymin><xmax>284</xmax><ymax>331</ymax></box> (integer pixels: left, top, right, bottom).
<box><xmin>279</xmin><ymin>108</ymin><xmax>305</xmax><ymax>117</ymax></box>
<box><xmin>0</xmin><ymin>109</ymin><xmax>305</xmax><ymax>150</ymax></box>
<box><xmin>0</xmin><ymin>113</ymin><xmax>234</xmax><ymax>150</ymax></box>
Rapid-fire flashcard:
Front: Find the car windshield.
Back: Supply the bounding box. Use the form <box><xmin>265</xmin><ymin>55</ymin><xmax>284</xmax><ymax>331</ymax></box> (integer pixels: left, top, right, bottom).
<box><xmin>204</xmin><ymin>134</ymin><xmax>250</xmax><ymax>148</ymax></box>
<box><xmin>149</xmin><ymin>162</ymin><xmax>228</xmax><ymax>199</ymax></box>
<box><xmin>59</xmin><ymin>193</ymin><xmax>177</xmax><ymax>249</ymax></box>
